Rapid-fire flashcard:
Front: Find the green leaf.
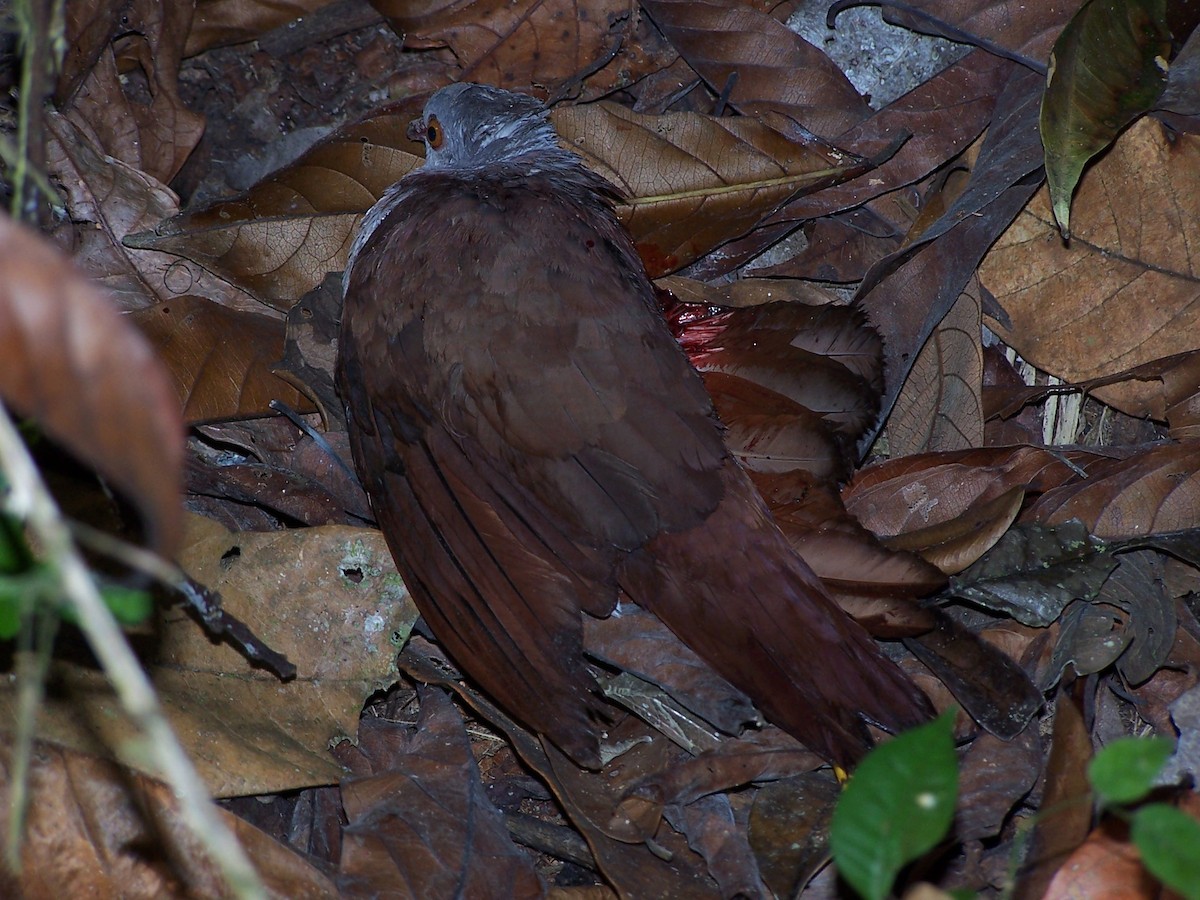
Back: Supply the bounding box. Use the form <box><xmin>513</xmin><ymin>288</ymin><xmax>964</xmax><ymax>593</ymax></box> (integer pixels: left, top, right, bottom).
<box><xmin>1040</xmin><ymin>0</ymin><xmax>1171</xmax><ymax>236</ymax></box>
<box><xmin>1089</xmin><ymin>735</ymin><xmax>1174</xmax><ymax>805</ymax></box>
<box><xmin>830</xmin><ymin>709</ymin><xmax>959</xmax><ymax>900</ymax></box>
<box><xmin>1131</xmin><ymin>804</ymin><xmax>1200</xmax><ymax>900</ymax></box>
<box><xmin>99</xmin><ymin>584</ymin><xmax>153</xmax><ymax>626</ymax></box>
<box><xmin>0</xmin><ymin>594</ymin><xmax>20</xmax><ymax>638</ymax></box>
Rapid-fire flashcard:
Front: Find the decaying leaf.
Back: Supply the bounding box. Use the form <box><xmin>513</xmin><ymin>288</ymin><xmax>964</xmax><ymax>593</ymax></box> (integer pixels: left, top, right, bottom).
<box><xmin>0</xmin><ymin>214</ymin><xmax>182</xmax><ymax>553</ymax></box>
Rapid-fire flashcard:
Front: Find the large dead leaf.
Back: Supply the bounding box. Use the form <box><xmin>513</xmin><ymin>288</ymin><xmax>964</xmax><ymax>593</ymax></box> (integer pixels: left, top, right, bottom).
<box><xmin>0</xmin><ymin>515</ymin><xmax>417</xmax><ymax>796</ymax></box>
<box><xmin>130</xmin><ymin>296</ymin><xmax>313</xmax><ymax>423</ymax></box>
<box><xmin>558</xmin><ymin>102</ymin><xmax>873</xmax><ymax>277</ymax></box>
<box><xmin>1027</xmin><ymin>440</ymin><xmax>1200</xmax><ymax>538</ymax></box>
<box><xmin>375</xmin><ymin>0</ymin><xmax>676</xmax><ymax>100</ymax></box>
<box><xmin>0</xmin><ymin>214</ymin><xmax>182</xmax><ymax>552</ymax></box>
<box><xmin>980</xmin><ymin>118</ymin><xmax>1200</xmax><ymax>417</ymax></box>
<box><xmin>640</xmin><ymin>0</ymin><xmax>870</xmax><ymax>139</ymax></box>
<box><xmin>0</xmin><ymin>741</ymin><xmax>338</xmax><ymax>899</ymax></box>
<box><xmin>843</xmin><ymin>445</ymin><xmax>1100</xmax><ymax>539</ymax></box>
<box><xmin>46</xmin><ymin>112</ymin><xmax>263</xmax><ymax>315</ymax></box>
<box><xmin>186</xmin><ymin>0</ymin><xmax>338</xmax><ymax>56</ymax></box>
<box><xmin>62</xmin><ymin>0</ymin><xmax>204</xmax><ymax>183</ymax></box>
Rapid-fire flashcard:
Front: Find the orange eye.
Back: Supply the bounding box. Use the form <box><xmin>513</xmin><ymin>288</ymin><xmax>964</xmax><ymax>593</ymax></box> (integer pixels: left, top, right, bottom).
<box><xmin>426</xmin><ymin>115</ymin><xmax>444</xmax><ymax>150</ymax></box>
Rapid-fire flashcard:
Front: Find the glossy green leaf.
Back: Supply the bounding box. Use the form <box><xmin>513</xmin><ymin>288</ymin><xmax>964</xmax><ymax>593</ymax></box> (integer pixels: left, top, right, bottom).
<box><xmin>1131</xmin><ymin>804</ymin><xmax>1200</xmax><ymax>900</ymax></box>
<box><xmin>830</xmin><ymin>709</ymin><xmax>958</xmax><ymax>900</ymax></box>
<box><xmin>1088</xmin><ymin>735</ymin><xmax>1174</xmax><ymax>804</ymax></box>
<box><xmin>1041</xmin><ymin>0</ymin><xmax>1171</xmax><ymax>236</ymax></box>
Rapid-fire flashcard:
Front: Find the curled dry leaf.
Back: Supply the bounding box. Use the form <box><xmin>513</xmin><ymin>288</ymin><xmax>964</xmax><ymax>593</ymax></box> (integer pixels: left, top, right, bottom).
<box><xmin>62</xmin><ymin>0</ymin><xmax>204</xmax><ymax>183</ymax></box>
<box><xmin>46</xmin><ymin>111</ymin><xmax>262</xmax><ymax>314</ymax></box>
<box><xmin>130</xmin><ymin>296</ymin><xmax>313</xmax><ymax>424</ymax></box>
<box><xmin>882</xmin><ymin>484</ymin><xmax>1026</xmax><ymax>575</ymax></box>
<box><xmin>0</xmin><ymin>741</ymin><xmax>338</xmax><ymax>900</ymax></box>
<box><xmin>980</xmin><ymin>118</ymin><xmax>1200</xmax><ymax>418</ymax></box>
<box><xmin>0</xmin><ymin>214</ymin><xmax>182</xmax><ymax>553</ymax></box>
<box><xmin>639</xmin><ymin>0</ymin><xmax>870</xmax><ymax>139</ymax></box>
<box><xmin>376</xmin><ymin>0</ymin><xmax>677</xmax><ymax>100</ymax></box>
<box><xmin>843</xmin><ymin>445</ymin><xmax>1104</xmax><ymax>540</ymax></box>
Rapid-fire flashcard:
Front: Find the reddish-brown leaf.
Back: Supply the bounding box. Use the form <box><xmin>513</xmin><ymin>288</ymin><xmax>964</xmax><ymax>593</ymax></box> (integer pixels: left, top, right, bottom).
<box><xmin>844</xmin><ymin>445</ymin><xmax>1104</xmax><ymax>539</ymax></box>
<box><xmin>1027</xmin><ymin>441</ymin><xmax>1200</xmax><ymax>538</ymax></box>
<box><xmin>0</xmin><ymin>215</ymin><xmax>182</xmax><ymax>553</ymax></box>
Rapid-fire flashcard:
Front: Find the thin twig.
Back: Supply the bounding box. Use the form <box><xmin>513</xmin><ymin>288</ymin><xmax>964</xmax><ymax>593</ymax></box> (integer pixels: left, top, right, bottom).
<box><xmin>0</xmin><ymin>402</ymin><xmax>266</xmax><ymax>898</ymax></box>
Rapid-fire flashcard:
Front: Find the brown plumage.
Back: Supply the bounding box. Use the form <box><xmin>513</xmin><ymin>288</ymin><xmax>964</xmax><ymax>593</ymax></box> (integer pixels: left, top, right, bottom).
<box><xmin>336</xmin><ymin>83</ymin><xmax>932</xmax><ymax>768</ymax></box>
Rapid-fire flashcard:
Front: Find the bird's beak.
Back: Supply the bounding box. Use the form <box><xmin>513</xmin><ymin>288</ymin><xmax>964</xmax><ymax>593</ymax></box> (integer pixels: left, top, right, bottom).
<box><xmin>406</xmin><ymin>118</ymin><xmax>426</xmax><ymax>144</ymax></box>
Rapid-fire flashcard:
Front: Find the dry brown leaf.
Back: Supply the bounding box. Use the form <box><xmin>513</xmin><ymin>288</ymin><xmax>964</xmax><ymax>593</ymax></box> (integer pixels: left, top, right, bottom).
<box><xmin>46</xmin><ymin>112</ymin><xmax>263</xmax><ymax>314</ymax></box>
<box><xmin>640</xmin><ymin>0</ymin><xmax>870</xmax><ymax>139</ymax></box>
<box><xmin>130</xmin><ymin>296</ymin><xmax>313</xmax><ymax>423</ymax></box>
<box><xmin>134</xmin><ymin>98</ymin><xmax>866</xmax><ymax>301</ymax></box>
<box><xmin>1026</xmin><ymin>441</ymin><xmax>1200</xmax><ymax>538</ymax></box>
<box><xmin>186</xmin><ymin>0</ymin><xmax>338</xmax><ymax>56</ymax></box>
<box><xmin>375</xmin><ymin>0</ymin><xmax>676</xmax><ymax>100</ymax></box>
<box><xmin>0</xmin><ymin>515</ymin><xmax>417</xmax><ymax>796</ymax></box>
<box><xmin>63</xmin><ymin>0</ymin><xmax>204</xmax><ymax>183</ymax></box>
<box><xmin>980</xmin><ymin>118</ymin><xmax>1200</xmax><ymax>418</ymax></box>
<box><xmin>557</xmin><ymin>102</ymin><xmax>868</xmax><ymax>277</ymax></box>
<box><xmin>882</xmin><ymin>485</ymin><xmax>1026</xmax><ymax>575</ymax></box>
<box><xmin>125</xmin><ymin>97</ymin><xmax>426</xmax><ymax>306</ymax></box>
<box><xmin>1040</xmin><ymin>822</ymin><xmax>1159</xmax><ymax>900</ymax></box>
<box><xmin>843</xmin><ymin>445</ymin><xmax>1105</xmax><ymax>540</ymax></box>
<box><xmin>888</xmin><ymin>277</ymin><xmax>984</xmax><ymax>455</ymax></box>
<box><xmin>0</xmin><ymin>741</ymin><xmax>338</xmax><ymax>899</ymax></box>
<box><xmin>0</xmin><ymin>214</ymin><xmax>182</xmax><ymax>552</ymax></box>
<box><xmin>335</xmin><ymin>695</ymin><xmax>543</xmax><ymax>898</ymax></box>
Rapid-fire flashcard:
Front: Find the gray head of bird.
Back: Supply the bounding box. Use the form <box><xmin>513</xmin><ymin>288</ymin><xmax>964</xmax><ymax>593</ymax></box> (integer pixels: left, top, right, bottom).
<box><xmin>406</xmin><ymin>83</ymin><xmax>581</xmax><ymax>174</ymax></box>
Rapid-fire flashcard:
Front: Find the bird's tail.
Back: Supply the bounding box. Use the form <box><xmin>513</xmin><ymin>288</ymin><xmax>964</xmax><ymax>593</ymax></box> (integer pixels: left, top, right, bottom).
<box><xmin>620</xmin><ymin>463</ymin><xmax>934</xmax><ymax>767</ymax></box>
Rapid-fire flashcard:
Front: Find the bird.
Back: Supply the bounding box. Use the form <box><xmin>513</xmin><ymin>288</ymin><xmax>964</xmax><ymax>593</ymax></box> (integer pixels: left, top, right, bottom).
<box><xmin>336</xmin><ymin>82</ymin><xmax>933</xmax><ymax>769</ymax></box>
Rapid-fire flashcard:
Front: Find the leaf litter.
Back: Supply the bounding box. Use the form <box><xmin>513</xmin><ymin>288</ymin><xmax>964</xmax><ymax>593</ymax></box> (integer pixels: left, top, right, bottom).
<box><xmin>2</xmin><ymin>0</ymin><xmax>1200</xmax><ymax>897</ymax></box>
